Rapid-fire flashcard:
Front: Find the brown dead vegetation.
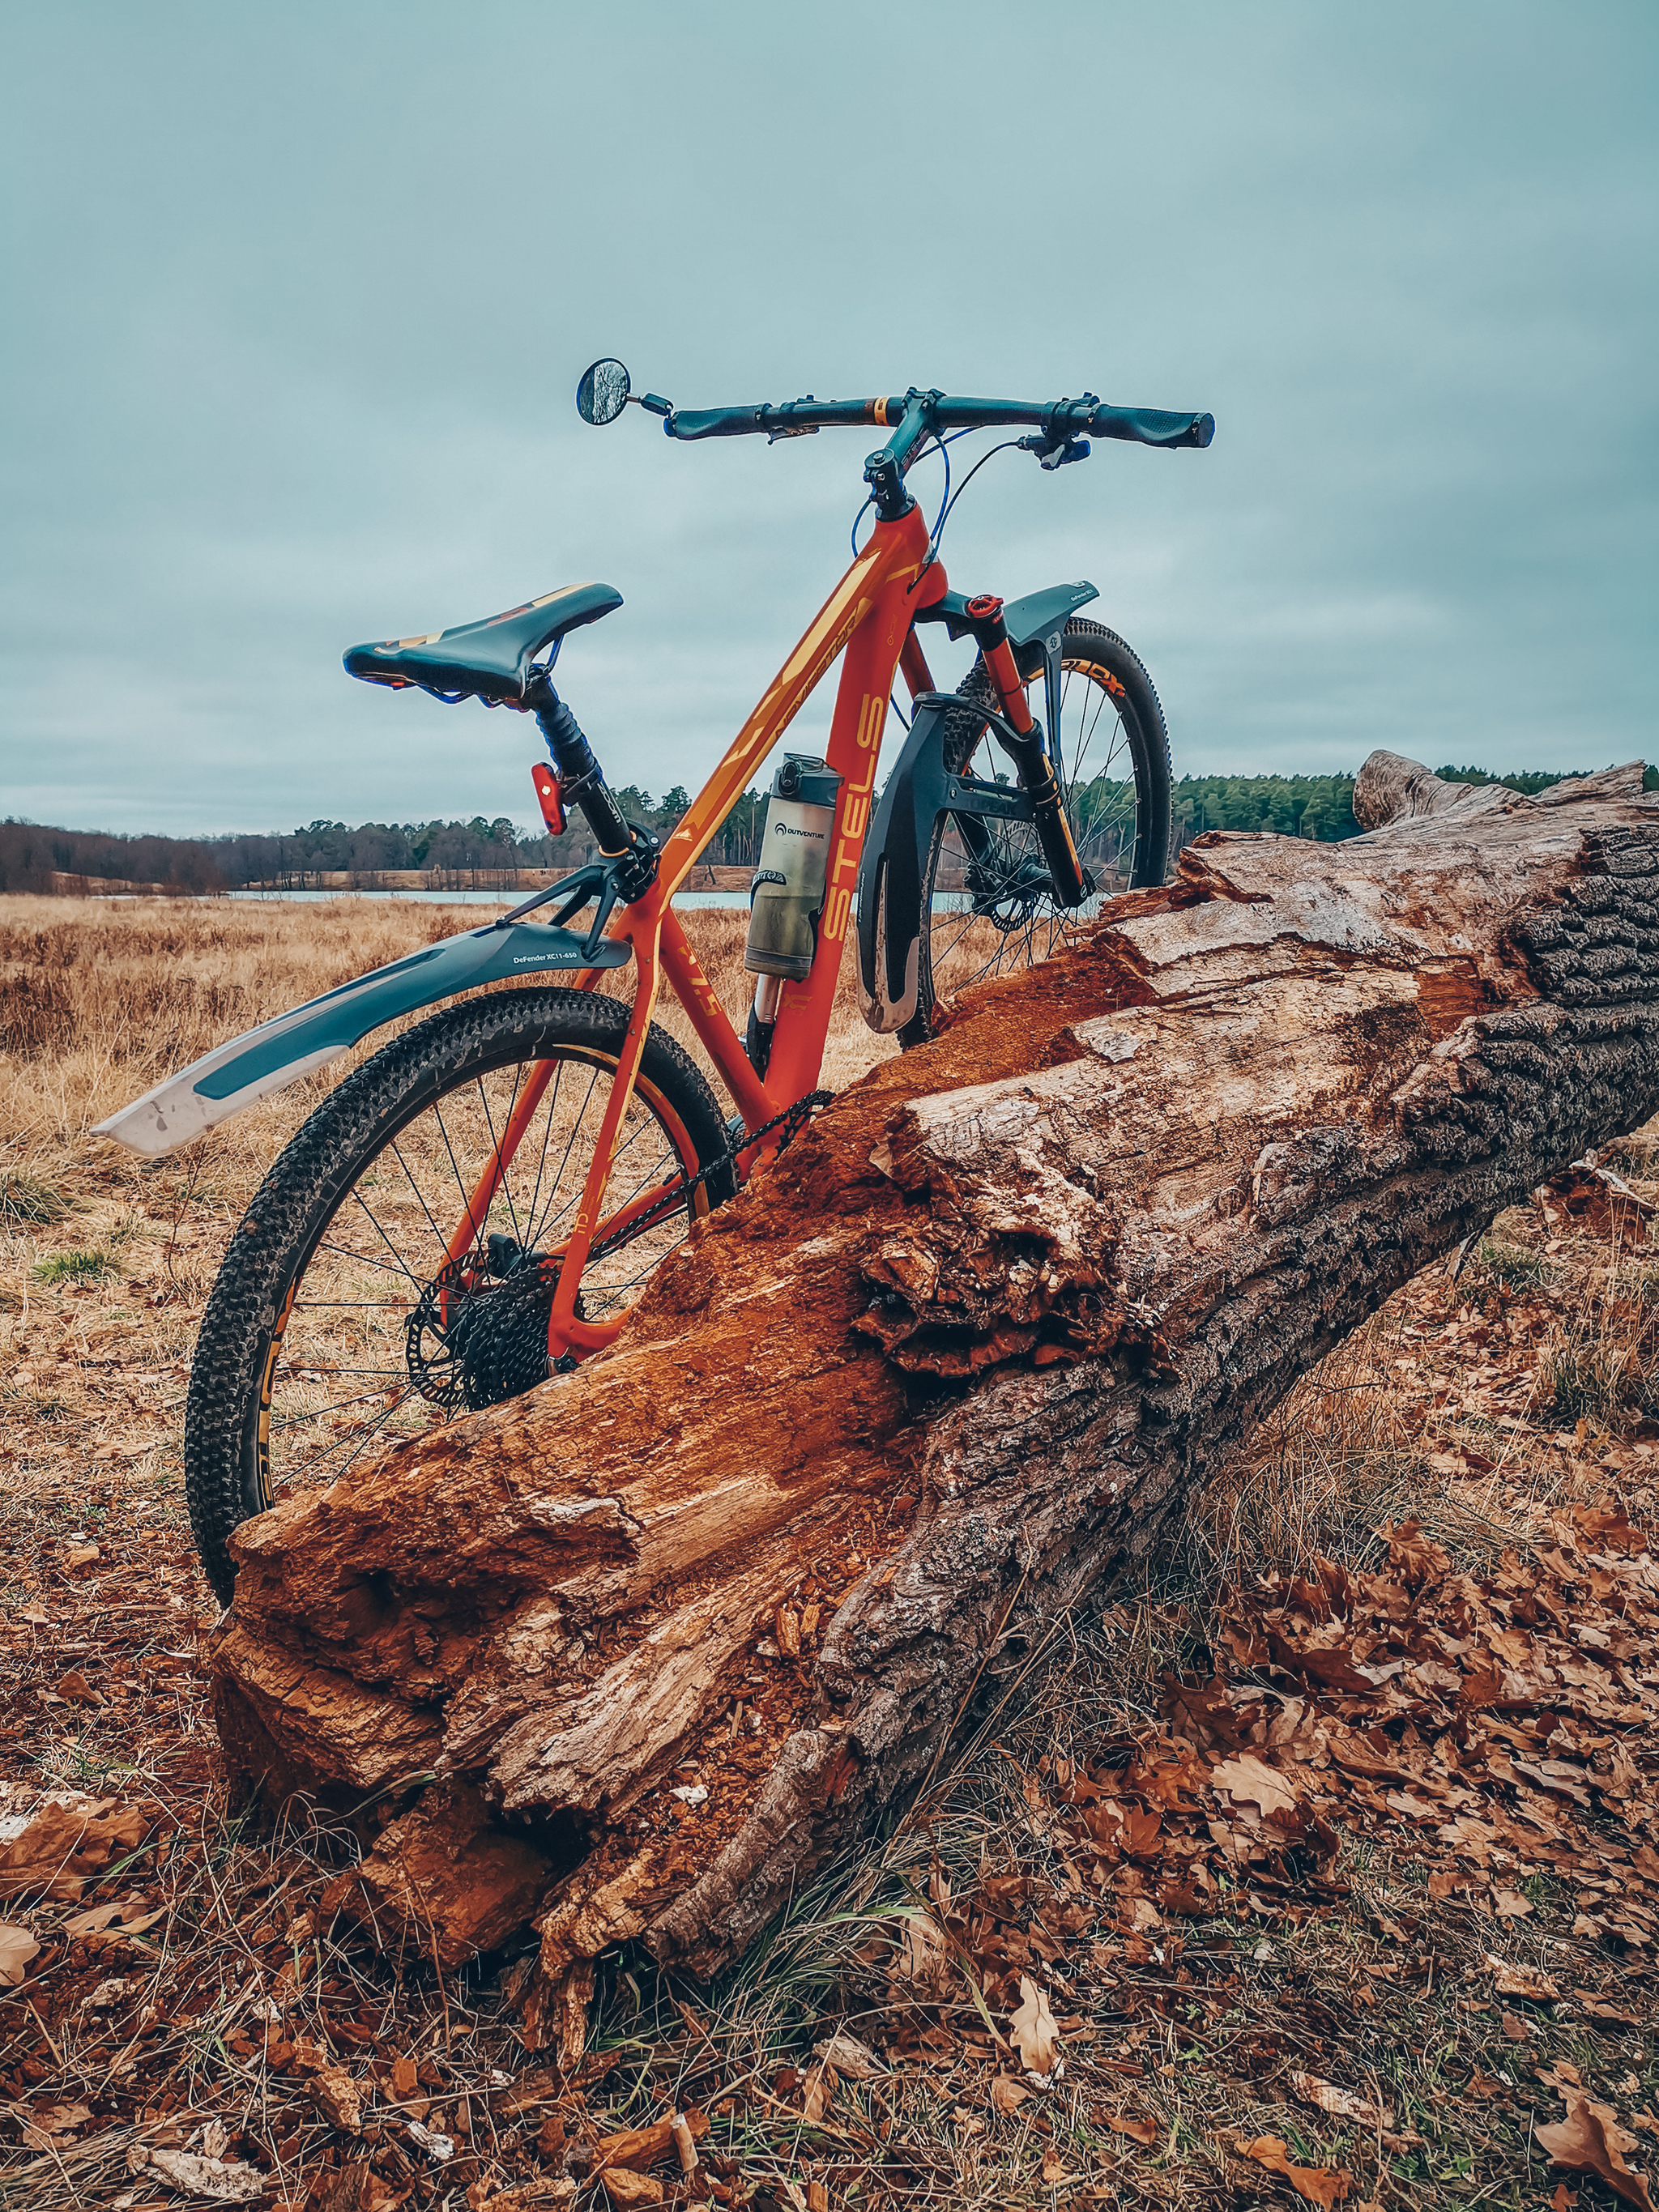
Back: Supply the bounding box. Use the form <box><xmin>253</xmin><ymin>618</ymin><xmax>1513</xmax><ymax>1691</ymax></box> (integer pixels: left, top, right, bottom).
<box><xmin>2</xmin><ymin>896</ymin><xmax>1657</xmax><ymax>2210</ymax></box>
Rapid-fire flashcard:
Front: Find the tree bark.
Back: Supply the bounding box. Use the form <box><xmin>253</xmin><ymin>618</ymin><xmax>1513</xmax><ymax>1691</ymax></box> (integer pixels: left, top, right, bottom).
<box><xmin>211</xmin><ymin>752</ymin><xmax>1659</xmax><ymax>2036</ymax></box>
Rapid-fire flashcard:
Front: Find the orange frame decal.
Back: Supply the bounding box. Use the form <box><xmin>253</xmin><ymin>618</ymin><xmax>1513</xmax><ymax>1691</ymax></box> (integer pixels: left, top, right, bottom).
<box><xmin>449</xmin><ymin>501</ymin><xmax>937</xmax><ymax>1362</ymax></box>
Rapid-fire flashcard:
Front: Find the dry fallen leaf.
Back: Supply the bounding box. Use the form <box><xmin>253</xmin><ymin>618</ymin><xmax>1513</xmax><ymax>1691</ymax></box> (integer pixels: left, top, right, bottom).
<box><xmin>1235</xmin><ymin>2135</ymin><xmax>1352</xmax><ymax>2209</ymax></box>
<box><xmin>31</xmin><ymin>2102</ymin><xmax>93</xmax><ymax>2136</ymax></box>
<box><xmin>61</xmin><ymin>1899</ymin><xmax>164</xmax><ymax>1939</ymax></box>
<box><xmin>1291</xmin><ymin>2072</ymin><xmax>1391</xmax><ymax>2129</ymax></box>
<box><xmin>0</xmin><ymin>1788</ymin><xmax>148</xmax><ymax>1902</ymax></box>
<box><xmin>1102</xmin><ymin>2110</ymin><xmax>1159</xmax><ymax>2146</ymax></box>
<box><xmin>989</xmin><ymin>2076</ymin><xmax>1030</xmax><ymax>2118</ymax></box>
<box><xmin>0</xmin><ymin>1923</ymin><xmax>40</xmax><ymax>1986</ymax></box>
<box><xmin>800</xmin><ymin>2060</ymin><xmax>836</xmax><ymax>2121</ymax></box>
<box><xmin>812</xmin><ymin>2030</ymin><xmax>885</xmax><ymax>2080</ymax></box>
<box><xmin>390</xmin><ymin>2053</ymin><xmax>418</xmax><ymax>2100</ymax></box>
<box><xmin>143</xmin><ymin>2147</ymin><xmax>266</xmax><ymax>2201</ymax></box>
<box><xmin>1008</xmin><ymin>1975</ymin><xmax>1060</xmax><ymax>2078</ymax></box>
<box><xmin>1537</xmin><ymin>2091</ymin><xmax>1657</xmax><ymax>2210</ymax></box>
<box><xmin>1211</xmin><ymin>1754</ymin><xmax>1299</xmax><ymax>1818</ymax></box>
<box><xmin>407</xmin><ymin>2120</ymin><xmax>455</xmax><ymax>2163</ymax></box>
<box><xmin>1487</xmin><ymin>1954</ymin><xmax>1560</xmax><ymax>2001</ymax></box>
<box><xmin>1040</xmin><ymin>2146</ymin><xmax>1069</xmax><ymax>2184</ymax></box>
<box><xmin>892</xmin><ymin>1909</ymin><xmax>954</xmax><ymax>2001</ymax></box>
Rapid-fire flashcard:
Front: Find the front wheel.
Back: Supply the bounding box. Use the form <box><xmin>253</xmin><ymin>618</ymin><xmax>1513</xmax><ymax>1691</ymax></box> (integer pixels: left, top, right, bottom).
<box><xmin>902</xmin><ymin>618</ymin><xmax>1173</xmax><ymax>1046</ymax></box>
<box><xmin>183</xmin><ymin>987</ymin><xmax>732</xmax><ymax>1604</ymax></box>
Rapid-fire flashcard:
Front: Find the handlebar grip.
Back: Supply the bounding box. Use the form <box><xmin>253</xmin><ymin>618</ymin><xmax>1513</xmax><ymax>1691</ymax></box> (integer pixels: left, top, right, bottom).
<box><xmin>1085</xmin><ymin>404</ymin><xmax>1214</xmax><ymax>450</ymax></box>
<box><xmin>664</xmin><ymin>406</ymin><xmax>764</xmax><ymax>441</ymax></box>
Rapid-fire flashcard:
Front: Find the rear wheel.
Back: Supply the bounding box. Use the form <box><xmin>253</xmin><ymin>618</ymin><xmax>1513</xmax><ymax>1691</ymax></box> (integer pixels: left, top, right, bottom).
<box><xmin>183</xmin><ymin>987</ymin><xmax>731</xmax><ymax>1604</ymax></box>
<box><xmin>902</xmin><ymin>618</ymin><xmax>1172</xmax><ymax>1046</ymax></box>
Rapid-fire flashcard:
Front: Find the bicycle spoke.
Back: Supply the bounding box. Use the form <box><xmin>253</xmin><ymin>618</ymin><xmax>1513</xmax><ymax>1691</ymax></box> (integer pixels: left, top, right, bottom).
<box><xmin>388</xmin><ymin>1136</ymin><xmax>450</xmax><ymax>1255</ymax></box>
<box><xmin>523</xmin><ymin>1063</ymin><xmax>601</xmax><ymax>1252</ymax></box>
<box><xmin>430</xmin><ymin>1094</ymin><xmax>482</xmax><ymax>1256</ymax></box>
<box><xmin>261</xmin><ymin>1035</ymin><xmax>703</xmax><ymax>1507</ymax></box>
<box><xmin>475</xmin><ymin>1068</ymin><xmax>522</xmax><ymax>1245</ymax></box>
<box><xmin>347</xmin><ymin>1188</ymin><xmax>428</xmax><ymax>1298</ymax></box>
<box><xmin>521</xmin><ymin>1057</ymin><xmax>563</xmax><ymax>1252</ymax></box>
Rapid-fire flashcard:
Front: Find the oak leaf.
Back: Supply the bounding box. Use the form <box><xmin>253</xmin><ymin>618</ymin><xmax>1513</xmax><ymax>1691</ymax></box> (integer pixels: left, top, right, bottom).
<box><xmin>30</xmin><ymin>2102</ymin><xmax>93</xmax><ymax>2135</ymax></box>
<box><xmin>1211</xmin><ymin>1754</ymin><xmax>1299</xmax><ymax>1818</ymax></box>
<box><xmin>62</xmin><ymin>1899</ymin><xmax>164</xmax><ymax>1938</ymax></box>
<box><xmin>0</xmin><ymin>1923</ymin><xmax>39</xmax><ymax>1986</ymax></box>
<box><xmin>1008</xmin><ymin>1975</ymin><xmax>1060</xmax><ymax>2078</ymax></box>
<box><xmin>1291</xmin><ymin>2072</ymin><xmax>1392</xmax><ymax>2129</ymax></box>
<box><xmin>800</xmin><ymin>2060</ymin><xmax>835</xmax><ymax>2121</ymax></box>
<box><xmin>989</xmin><ymin>2077</ymin><xmax>1029</xmax><ymax>2118</ymax></box>
<box><xmin>1102</xmin><ymin>2110</ymin><xmax>1158</xmax><ymax>2146</ymax></box>
<box><xmin>1235</xmin><ymin>2134</ymin><xmax>1351</xmax><ymax>2207</ymax></box>
<box><xmin>1486</xmin><ymin>1953</ymin><xmax>1559</xmax><ymax>2001</ymax></box>
<box><xmin>1537</xmin><ymin>2091</ymin><xmax>1656</xmax><ymax>2210</ymax></box>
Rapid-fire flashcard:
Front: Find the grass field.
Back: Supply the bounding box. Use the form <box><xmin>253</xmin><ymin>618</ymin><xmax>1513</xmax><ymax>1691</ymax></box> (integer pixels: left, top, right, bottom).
<box><xmin>2</xmin><ymin>897</ymin><xmax>1657</xmax><ymax>2211</ymax></box>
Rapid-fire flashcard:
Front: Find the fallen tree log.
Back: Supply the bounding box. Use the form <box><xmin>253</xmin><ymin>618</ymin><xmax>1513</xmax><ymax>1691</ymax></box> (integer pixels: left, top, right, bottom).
<box><xmin>211</xmin><ymin>751</ymin><xmax>1659</xmax><ymax>2044</ymax></box>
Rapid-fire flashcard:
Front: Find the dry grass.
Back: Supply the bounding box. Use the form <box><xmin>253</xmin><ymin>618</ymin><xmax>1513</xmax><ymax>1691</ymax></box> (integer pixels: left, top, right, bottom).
<box><xmin>0</xmin><ymin>897</ymin><xmax>896</xmax><ymax>1524</ymax></box>
<box><xmin>3</xmin><ymin>898</ymin><xmax>1658</xmax><ymax>2208</ymax></box>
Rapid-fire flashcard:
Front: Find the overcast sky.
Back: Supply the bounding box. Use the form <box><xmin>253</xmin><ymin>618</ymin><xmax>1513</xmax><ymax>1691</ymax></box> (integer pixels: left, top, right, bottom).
<box><xmin>2</xmin><ymin>1</ymin><xmax>1654</xmax><ymax>837</ymax></box>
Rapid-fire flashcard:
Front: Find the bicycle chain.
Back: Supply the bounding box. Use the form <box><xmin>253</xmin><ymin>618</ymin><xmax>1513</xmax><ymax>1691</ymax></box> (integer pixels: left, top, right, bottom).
<box><xmin>405</xmin><ymin>1087</ymin><xmax>834</xmax><ymax>1413</ymax></box>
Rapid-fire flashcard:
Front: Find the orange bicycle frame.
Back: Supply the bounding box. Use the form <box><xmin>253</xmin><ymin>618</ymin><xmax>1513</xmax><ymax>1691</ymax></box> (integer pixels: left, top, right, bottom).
<box><xmin>446</xmin><ymin>499</ymin><xmax>940</xmax><ymax>1362</ymax></box>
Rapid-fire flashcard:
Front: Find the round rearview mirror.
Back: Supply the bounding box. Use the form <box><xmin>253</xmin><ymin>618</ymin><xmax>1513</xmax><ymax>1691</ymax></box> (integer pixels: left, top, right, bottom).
<box><xmin>576</xmin><ymin>359</ymin><xmax>630</xmax><ymax>426</ymax></box>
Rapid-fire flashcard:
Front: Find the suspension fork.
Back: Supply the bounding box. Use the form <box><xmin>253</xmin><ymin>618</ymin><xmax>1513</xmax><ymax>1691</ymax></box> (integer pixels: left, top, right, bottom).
<box><xmin>964</xmin><ymin>594</ymin><xmax>1086</xmax><ymax>906</ymax></box>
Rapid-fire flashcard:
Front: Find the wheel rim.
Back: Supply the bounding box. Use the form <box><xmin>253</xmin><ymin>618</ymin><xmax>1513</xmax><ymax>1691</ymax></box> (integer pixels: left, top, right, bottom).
<box><xmin>921</xmin><ymin>653</ymin><xmax>1145</xmax><ymax>1005</ymax></box>
<box><xmin>248</xmin><ymin>1046</ymin><xmax>702</xmax><ymax>1509</ymax></box>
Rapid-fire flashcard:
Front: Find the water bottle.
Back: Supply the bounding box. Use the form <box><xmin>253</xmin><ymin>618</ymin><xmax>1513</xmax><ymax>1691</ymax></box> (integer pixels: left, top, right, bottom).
<box><xmin>744</xmin><ymin>755</ymin><xmax>842</xmax><ymax>983</ymax></box>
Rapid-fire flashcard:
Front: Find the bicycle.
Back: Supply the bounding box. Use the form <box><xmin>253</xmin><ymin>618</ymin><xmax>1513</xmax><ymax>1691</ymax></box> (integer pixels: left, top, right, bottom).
<box><xmin>97</xmin><ymin>367</ymin><xmax>1213</xmax><ymax>1600</ymax></box>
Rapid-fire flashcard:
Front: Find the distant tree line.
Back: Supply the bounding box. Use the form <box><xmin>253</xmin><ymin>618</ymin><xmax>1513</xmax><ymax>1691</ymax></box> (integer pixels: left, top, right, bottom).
<box><xmin>0</xmin><ymin>820</ymin><xmax>228</xmax><ymax>894</ymax></box>
<box><xmin>7</xmin><ymin>765</ymin><xmax>1646</xmax><ymax>895</ymax></box>
<box><xmin>207</xmin><ymin>784</ymin><xmax>770</xmax><ymax>886</ymax></box>
<box><xmin>2</xmin><ymin>786</ymin><xmax>772</xmax><ymax>895</ymax></box>
<box><xmin>1169</xmin><ymin>765</ymin><xmax>1627</xmax><ymax>844</ymax></box>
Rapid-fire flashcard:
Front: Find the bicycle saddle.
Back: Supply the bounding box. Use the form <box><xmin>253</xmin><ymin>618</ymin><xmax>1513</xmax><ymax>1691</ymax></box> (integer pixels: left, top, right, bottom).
<box><xmin>343</xmin><ymin>582</ymin><xmax>622</xmax><ymax>701</ymax></box>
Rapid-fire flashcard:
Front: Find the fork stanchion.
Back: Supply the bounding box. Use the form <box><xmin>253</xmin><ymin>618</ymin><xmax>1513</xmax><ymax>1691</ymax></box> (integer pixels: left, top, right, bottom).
<box><xmin>962</xmin><ymin>595</ymin><xmax>1087</xmax><ymax>910</ymax></box>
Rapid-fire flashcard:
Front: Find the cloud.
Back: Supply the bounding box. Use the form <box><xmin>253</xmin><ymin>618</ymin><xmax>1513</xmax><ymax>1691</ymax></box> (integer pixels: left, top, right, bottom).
<box><xmin>2</xmin><ymin>0</ymin><xmax>1654</xmax><ymax>832</ymax></box>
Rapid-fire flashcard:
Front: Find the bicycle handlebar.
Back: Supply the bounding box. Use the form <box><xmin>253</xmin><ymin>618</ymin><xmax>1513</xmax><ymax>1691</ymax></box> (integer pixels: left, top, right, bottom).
<box><xmin>665</xmin><ymin>391</ymin><xmax>1215</xmax><ymax>453</ymax></box>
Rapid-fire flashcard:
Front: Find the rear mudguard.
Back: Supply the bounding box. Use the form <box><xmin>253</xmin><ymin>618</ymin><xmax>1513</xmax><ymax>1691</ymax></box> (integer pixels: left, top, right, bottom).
<box><xmin>93</xmin><ymin>920</ymin><xmax>631</xmax><ymax>1158</ymax></box>
<box><xmin>855</xmin><ymin>695</ymin><xmax>1037</xmax><ymax>1034</ymax></box>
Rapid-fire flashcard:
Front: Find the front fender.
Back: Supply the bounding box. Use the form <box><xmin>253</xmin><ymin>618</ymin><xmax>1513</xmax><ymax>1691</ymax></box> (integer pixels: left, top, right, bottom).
<box><xmin>93</xmin><ymin>920</ymin><xmax>630</xmax><ymax>1158</ymax></box>
<box><xmin>854</xmin><ymin>697</ymin><xmax>1034</xmax><ymax>1034</ymax></box>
